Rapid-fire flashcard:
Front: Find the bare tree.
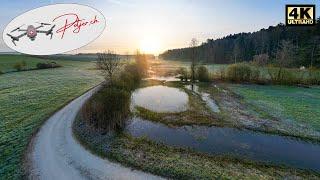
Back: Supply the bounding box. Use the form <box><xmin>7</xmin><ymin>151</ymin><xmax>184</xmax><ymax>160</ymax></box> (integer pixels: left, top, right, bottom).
<box><xmin>125</xmin><ymin>51</ymin><xmax>130</xmax><ymax>61</ymax></box>
<box><xmin>310</xmin><ymin>36</ymin><xmax>320</xmax><ymax>68</ymax></box>
<box><xmin>96</xmin><ymin>50</ymin><xmax>121</xmax><ymax>83</ymax></box>
<box><xmin>253</xmin><ymin>54</ymin><xmax>269</xmax><ymax>66</ymax></box>
<box><xmin>276</xmin><ymin>40</ymin><xmax>295</xmax><ymax>66</ymax></box>
<box><xmin>268</xmin><ymin>40</ymin><xmax>295</xmax><ymax>81</ymax></box>
<box><xmin>135</xmin><ymin>50</ymin><xmax>148</xmax><ymax>77</ymax></box>
<box><xmin>233</xmin><ymin>43</ymin><xmax>240</xmax><ymax>64</ymax></box>
<box><xmin>190</xmin><ymin>38</ymin><xmax>198</xmax><ymax>83</ymax></box>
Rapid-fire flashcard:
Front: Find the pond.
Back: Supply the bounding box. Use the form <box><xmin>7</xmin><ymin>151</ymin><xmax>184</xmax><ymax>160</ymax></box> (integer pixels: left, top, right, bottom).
<box><xmin>125</xmin><ymin>117</ymin><xmax>320</xmax><ymax>172</ymax></box>
<box><xmin>131</xmin><ymin>85</ymin><xmax>188</xmax><ymax>113</ymax></box>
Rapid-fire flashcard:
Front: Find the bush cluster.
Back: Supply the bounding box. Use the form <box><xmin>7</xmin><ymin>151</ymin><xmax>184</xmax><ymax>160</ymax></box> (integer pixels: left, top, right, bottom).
<box><xmin>36</xmin><ymin>62</ymin><xmax>62</xmax><ymax>69</ymax></box>
<box><xmin>13</xmin><ymin>61</ymin><xmax>26</xmax><ymax>71</ymax></box>
<box><xmin>197</xmin><ymin>65</ymin><xmax>210</xmax><ymax>82</ymax></box>
<box><xmin>11</xmin><ymin>60</ymin><xmax>61</xmax><ymax>72</ymax></box>
<box><xmin>267</xmin><ymin>66</ymin><xmax>320</xmax><ymax>85</ymax></box>
<box><xmin>306</xmin><ymin>69</ymin><xmax>320</xmax><ymax>85</ymax></box>
<box><xmin>176</xmin><ymin>66</ymin><xmax>211</xmax><ymax>82</ymax></box>
<box><xmin>226</xmin><ymin>63</ymin><xmax>260</xmax><ymax>82</ymax></box>
<box><xmin>176</xmin><ymin>67</ymin><xmax>189</xmax><ymax>81</ymax></box>
<box><xmin>81</xmin><ymin>88</ymin><xmax>130</xmax><ymax>132</ymax></box>
<box><xmin>135</xmin><ymin>52</ymin><xmax>148</xmax><ymax>77</ymax></box>
<box><xmin>81</xmin><ymin>62</ymin><xmax>143</xmax><ymax>132</ymax></box>
<box><xmin>215</xmin><ymin>63</ymin><xmax>320</xmax><ymax>85</ymax></box>
<box><xmin>113</xmin><ymin>63</ymin><xmax>143</xmax><ymax>91</ymax></box>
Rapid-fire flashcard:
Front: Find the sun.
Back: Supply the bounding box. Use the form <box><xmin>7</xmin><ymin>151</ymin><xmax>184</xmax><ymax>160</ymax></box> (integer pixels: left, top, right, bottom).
<box><xmin>139</xmin><ymin>37</ymin><xmax>161</xmax><ymax>55</ymax></box>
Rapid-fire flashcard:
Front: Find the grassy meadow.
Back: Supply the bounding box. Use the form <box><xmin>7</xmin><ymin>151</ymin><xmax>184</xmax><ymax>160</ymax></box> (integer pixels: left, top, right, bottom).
<box><xmin>0</xmin><ymin>55</ymin><xmax>103</xmax><ymax>179</ymax></box>
<box><xmin>0</xmin><ymin>55</ymin><xmax>48</xmax><ymax>73</ymax></box>
<box><xmin>231</xmin><ymin>85</ymin><xmax>320</xmax><ymax>131</ymax></box>
<box><xmin>150</xmin><ymin>59</ymin><xmax>227</xmax><ymax>76</ymax></box>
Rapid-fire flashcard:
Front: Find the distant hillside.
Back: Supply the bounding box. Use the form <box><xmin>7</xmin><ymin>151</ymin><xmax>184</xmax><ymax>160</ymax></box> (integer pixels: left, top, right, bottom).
<box><xmin>160</xmin><ymin>18</ymin><xmax>320</xmax><ymax>67</ymax></box>
<box><xmin>36</xmin><ymin>53</ymin><xmax>155</xmax><ymax>62</ymax></box>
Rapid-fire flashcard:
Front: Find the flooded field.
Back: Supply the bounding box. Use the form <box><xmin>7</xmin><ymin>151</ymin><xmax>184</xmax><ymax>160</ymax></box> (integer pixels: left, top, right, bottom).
<box><xmin>125</xmin><ymin>82</ymin><xmax>320</xmax><ymax>172</ymax></box>
<box><xmin>125</xmin><ymin>117</ymin><xmax>320</xmax><ymax>171</ymax></box>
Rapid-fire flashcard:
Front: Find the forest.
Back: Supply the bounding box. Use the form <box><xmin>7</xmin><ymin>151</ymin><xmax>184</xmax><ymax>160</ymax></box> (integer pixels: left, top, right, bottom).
<box><xmin>160</xmin><ymin>18</ymin><xmax>320</xmax><ymax>67</ymax></box>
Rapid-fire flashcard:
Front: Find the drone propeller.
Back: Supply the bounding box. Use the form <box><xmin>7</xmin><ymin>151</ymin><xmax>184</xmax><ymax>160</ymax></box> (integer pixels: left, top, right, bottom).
<box><xmin>47</xmin><ymin>25</ymin><xmax>55</xmax><ymax>39</ymax></box>
<box><xmin>7</xmin><ymin>34</ymin><xmax>18</xmax><ymax>46</ymax></box>
<box><xmin>11</xmin><ymin>24</ymin><xmax>25</xmax><ymax>33</ymax></box>
<box><xmin>36</xmin><ymin>22</ymin><xmax>51</xmax><ymax>26</ymax></box>
<box><xmin>7</xmin><ymin>33</ymin><xmax>17</xmax><ymax>40</ymax></box>
<box><xmin>12</xmin><ymin>40</ymin><xmax>17</xmax><ymax>46</ymax></box>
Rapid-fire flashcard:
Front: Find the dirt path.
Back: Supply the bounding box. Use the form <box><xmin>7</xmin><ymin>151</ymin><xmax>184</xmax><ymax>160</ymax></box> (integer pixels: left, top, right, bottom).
<box><xmin>26</xmin><ymin>86</ymin><xmax>163</xmax><ymax>180</ymax></box>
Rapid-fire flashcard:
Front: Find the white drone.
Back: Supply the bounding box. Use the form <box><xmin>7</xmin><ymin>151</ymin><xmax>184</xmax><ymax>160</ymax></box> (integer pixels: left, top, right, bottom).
<box><xmin>6</xmin><ymin>22</ymin><xmax>55</xmax><ymax>46</ymax></box>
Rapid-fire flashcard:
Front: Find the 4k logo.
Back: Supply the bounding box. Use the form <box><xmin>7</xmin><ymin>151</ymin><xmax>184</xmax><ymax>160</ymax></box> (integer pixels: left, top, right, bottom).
<box><xmin>286</xmin><ymin>4</ymin><xmax>316</xmax><ymax>26</ymax></box>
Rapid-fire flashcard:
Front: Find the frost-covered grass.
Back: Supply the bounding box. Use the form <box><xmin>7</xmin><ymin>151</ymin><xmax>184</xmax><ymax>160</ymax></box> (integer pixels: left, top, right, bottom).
<box><xmin>230</xmin><ymin>85</ymin><xmax>320</xmax><ymax>131</ymax></box>
<box><xmin>0</xmin><ymin>56</ymin><xmax>103</xmax><ymax>179</ymax></box>
<box><xmin>152</xmin><ymin>59</ymin><xmax>227</xmax><ymax>76</ymax></box>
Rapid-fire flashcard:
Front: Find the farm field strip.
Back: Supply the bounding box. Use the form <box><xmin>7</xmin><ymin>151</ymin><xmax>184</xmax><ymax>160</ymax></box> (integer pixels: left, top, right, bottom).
<box><xmin>0</xmin><ymin>56</ymin><xmax>103</xmax><ymax>179</ymax></box>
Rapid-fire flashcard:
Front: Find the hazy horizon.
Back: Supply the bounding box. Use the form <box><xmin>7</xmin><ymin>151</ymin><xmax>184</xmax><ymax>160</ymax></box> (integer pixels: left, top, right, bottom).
<box><xmin>1</xmin><ymin>0</ymin><xmax>319</xmax><ymax>55</ymax></box>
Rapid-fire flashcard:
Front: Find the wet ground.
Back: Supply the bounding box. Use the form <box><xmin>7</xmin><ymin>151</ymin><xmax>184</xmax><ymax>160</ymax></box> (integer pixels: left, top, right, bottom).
<box><xmin>126</xmin><ymin>83</ymin><xmax>320</xmax><ymax>172</ymax></box>
<box><xmin>125</xmin><ymin>117</ymin><xmax>320</xmax><ymax>172</ymax></box>
<box><xmin>185</xmin><ymin>84</ymin><xmax>220</xmax><ymax>113</ymax></box>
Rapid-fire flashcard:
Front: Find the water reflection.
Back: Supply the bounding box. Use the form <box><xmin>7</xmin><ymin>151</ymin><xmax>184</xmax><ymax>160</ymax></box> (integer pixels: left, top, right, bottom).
<box><xmin>144</xmin><ymin>76</ymin><xmax>180</xmax><ymax>82</ymax></box>
<box><xmin>131</xmin><ymin>85</ymin><xmax>188</xmax><ymax>112</ymax></box>
<box><xmin>125</xmin><ymin>117</ymin><xmax>320</xmax><ymax>172</ymax></box>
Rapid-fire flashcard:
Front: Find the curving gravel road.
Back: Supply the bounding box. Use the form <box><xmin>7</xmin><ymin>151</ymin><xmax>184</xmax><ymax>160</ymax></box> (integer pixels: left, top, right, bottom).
<box><xmin>26</xmin><ymin>86</ymin><xmax>163</xmax><ymax>180</ymax></box>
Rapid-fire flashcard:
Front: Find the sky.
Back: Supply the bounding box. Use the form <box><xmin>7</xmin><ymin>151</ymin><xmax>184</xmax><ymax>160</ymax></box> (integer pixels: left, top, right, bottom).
<box><xmin>0</xmin><ymin>0</ymin><xmax>319</xmax><ymax>55</ymax></box>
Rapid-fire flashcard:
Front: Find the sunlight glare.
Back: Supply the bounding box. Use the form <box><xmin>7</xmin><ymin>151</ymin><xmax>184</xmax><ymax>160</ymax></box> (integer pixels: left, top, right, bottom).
<box><xmin>139</xmin><ymin>37</ymin><xmax>161</xmax><ymax>55</ymax></box>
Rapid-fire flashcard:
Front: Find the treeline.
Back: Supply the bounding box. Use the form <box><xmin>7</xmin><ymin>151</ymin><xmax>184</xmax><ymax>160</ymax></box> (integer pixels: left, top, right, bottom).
<box><xmin>77</xmin><ymin>53</ymin><xmax>155</xmax><ymax>61</ymax></box>
<box><xmin>160</xmin><ymin>18</ymin><xmax>320</xmax><ymax>67</ymax></box>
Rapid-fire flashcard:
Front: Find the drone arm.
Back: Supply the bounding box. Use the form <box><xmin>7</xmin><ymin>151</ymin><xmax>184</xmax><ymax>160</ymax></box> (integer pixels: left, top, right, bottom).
<box><xmin>17</xmin><ymin>32</ymin><xmax>27</xmax><ymax>39</ymax></box>
<box><xmin>35</xmin><ymin>25</ymin><xmax>44</xmax><ymax>29</ymax></box>
<box><xmin>36</xmin><ymin>30</ymin><xmax>47</xmax><ymax>33</ymax></box>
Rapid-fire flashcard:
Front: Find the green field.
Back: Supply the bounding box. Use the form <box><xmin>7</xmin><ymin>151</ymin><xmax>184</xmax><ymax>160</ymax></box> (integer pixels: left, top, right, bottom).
<box><xmin>0</xmin><ymin>55</ymin><xmax>49</xmax><ymax>73</ymax></box>
<box><xmin>0</xmin><ymin>55</ymin><xmax>103</xmax><ymax>179</ymax></box>
<box><xmin>230</xmin><ymin>85</ymin><xmax>320</xmax><ymax>131</ymax></box>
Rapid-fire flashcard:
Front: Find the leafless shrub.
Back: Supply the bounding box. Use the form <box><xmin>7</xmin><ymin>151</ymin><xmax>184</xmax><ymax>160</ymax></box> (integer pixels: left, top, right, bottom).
<box><xmin>253</xmin><ymin>54</ymin><xmax>269</xmax><ymax>66</ymax></box>
<box><xmin>96</xmin><ymin>50</ymin><xmax>121</xmax><ymax>83</ymax></box>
